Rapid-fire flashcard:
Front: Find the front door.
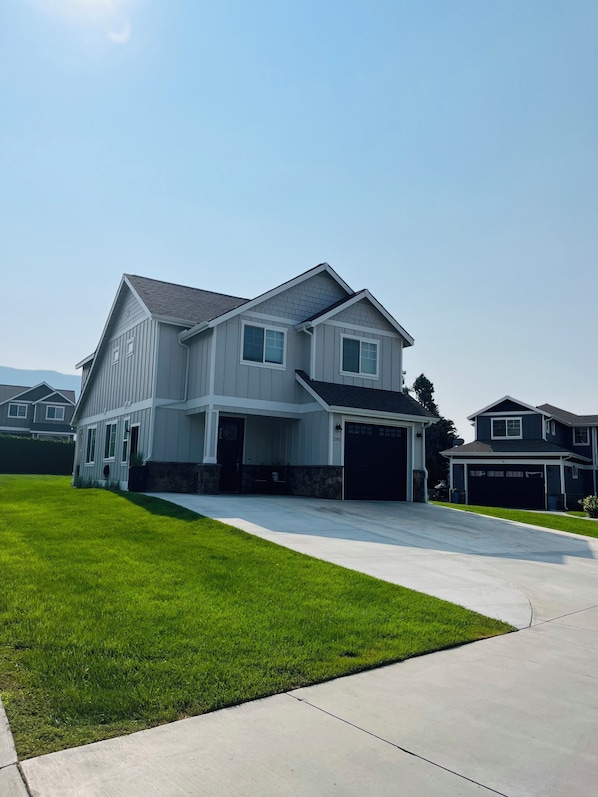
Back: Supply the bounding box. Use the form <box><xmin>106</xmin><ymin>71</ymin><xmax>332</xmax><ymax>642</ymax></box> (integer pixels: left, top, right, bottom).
<box><xmin>217</xmin><ymin>417</ymin><xmax>245</xmax><ymax>492</ymax></box>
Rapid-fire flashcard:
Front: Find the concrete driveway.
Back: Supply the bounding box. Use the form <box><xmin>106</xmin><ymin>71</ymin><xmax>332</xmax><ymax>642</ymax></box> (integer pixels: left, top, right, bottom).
<box><xmin>12</xmin><ymin>497</ymin><xmax>598</xmax><ymax>796</ymax></box>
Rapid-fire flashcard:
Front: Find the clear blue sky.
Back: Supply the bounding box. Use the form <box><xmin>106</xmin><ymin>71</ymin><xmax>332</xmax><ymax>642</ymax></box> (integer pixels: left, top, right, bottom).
<box><xmin>1</xmin><ymin>0</ymin><xmax>597</xmax><ymax>440</ymax></box>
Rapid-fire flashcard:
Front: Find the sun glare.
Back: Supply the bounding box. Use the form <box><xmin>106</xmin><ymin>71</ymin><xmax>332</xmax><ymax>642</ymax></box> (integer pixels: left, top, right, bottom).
<box><xmin>34</xmin><ymin>0</ymin><xmax>138</xmax><ymax>43</ymax></box>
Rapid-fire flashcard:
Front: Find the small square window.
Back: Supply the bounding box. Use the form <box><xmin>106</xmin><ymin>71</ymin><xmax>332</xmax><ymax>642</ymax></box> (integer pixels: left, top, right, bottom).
<box><xmin>573</xmin><ymin>427</ymin><xmax>589</xmax><ymax>446</ymax></box>
<box><xmin>341</xmin><ymin>336</ymin><xmax>378</xmax><ymax>377</ymax></box>
<box><xmin>113</xmin><ymin>348</ymin><xmax>120</xmax><ymax>364</ymax></box>
<box><xmin>8</xmin><ymin>403</ymin><xmax>27</xmax><ymax>418</ymax></box>
<box><xmin>46</xmin><ymin>405</ymin><xmax>65</xmax><ymax>421</ymax></box>
<box><xmin>242</xmin><ymin>324</ymin><xmax>285</xmax><ymax>366</ymax></box>
<box><xmin>126</xmin><ymin>339</ymin><xmax>134</xmax><ymax>356</ymax></box>
<box><xmin>491</xmin><ymin>417</ymin><xmax>521</xmax><ymax>439</ymax></box>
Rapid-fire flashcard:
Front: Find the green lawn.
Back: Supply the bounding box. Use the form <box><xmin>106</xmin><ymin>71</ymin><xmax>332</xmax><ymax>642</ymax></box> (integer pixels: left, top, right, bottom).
<box><xmin>434</xmin><ymin>502</ymin><xmax>598</xmax><ymax>538</ymax></box>
<box><xmin>1</xmin><ymin>476</ymin><xmax>512</xmax><ymax>758</ymax></box>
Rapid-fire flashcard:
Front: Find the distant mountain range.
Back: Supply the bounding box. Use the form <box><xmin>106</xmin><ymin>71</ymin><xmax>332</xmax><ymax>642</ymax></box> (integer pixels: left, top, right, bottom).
<box><xmin>0</xmin><ymin>366</ymin><xmax>81</xmax><ymax>397</ymax></box>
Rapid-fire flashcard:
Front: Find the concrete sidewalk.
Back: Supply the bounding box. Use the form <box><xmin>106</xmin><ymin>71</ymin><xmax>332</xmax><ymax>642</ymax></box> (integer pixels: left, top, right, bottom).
<box><xmin>7</xmin><ymin>499</ymin><xmax>598</xmax><ymax>795</ymax></box>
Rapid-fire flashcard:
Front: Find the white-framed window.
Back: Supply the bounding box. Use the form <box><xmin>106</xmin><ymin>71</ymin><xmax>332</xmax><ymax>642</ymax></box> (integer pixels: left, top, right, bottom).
<box><xmin>112</xmin><ymin>347</ymin><xmax>120</xmax><ymax>365</ymax></box>
<box><xmin>241</xmin><ymin>322</ymin><xmax>286</xmax><ymax>367</ymax></box>
<box><xmin>491</xmin><ymin>417</ymin><xmax>522</xmax><ymax>439</ymax></box>
<box><xmin>341</xmin><ymin>335</ymin><xmax>379</xmax><ymax>377</ymax></box>
<box><xmin>104</xmin><ymin>422</ymin><xmax>117</xmax><ymax>460</ymax></box>
<box><xmin>573</xmin><ymin>427</ymin><xmax>589</xmax><ymax>446</ymax></box>
<box><xmin>46</xmin><ymin>405</ymin><xmax>65</xmax><ymax>421</ymax></box>
<box><xmin>121</xmin><ymin>417</ymin><xmax>130</xmax><ymax>464</ymax></box>
<box><xmin>545</xmin><ymin>419</ymin><xmax>555</xmax><ymax>436</ymax></box>
<box><xmin>85</xmin><ymin>427</ymin><xmax>97</xmax><ymax>464</ymax></box>
<box><xmin>8</xmin><ymin>403</ymin><xmax>27</xmax><ymax>418</ymax></box>
<box><xmin>126</xmin><ymin>338</ymin><xmax>134</xmax><ymax>357</ymax></box>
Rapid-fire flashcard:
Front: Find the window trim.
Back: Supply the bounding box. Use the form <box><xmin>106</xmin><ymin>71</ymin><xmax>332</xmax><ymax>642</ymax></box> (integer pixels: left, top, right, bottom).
<box><xmin>240</xmin><ymin>321</ymin><xmax>286</xmax><ymax>369</ymax></box>
<box><xmin>340</xmin><ymin>334</ymin><xmax>379</xmax><ymax>379</ymax></box>
<box><xmin>112</xmin><ymin>347</ymin><xmax>120</xmax><ymax>365</ymax></box>
<box><xmin>45</xmin><ymin>405</ymin><xmax>65</xmax><ymax>421</ymax></box>
<box><xmin>85</xmin><ymin>426</ymin><xmax>97</xmax><ymax>465</ymax></box>
<box><xmin>126</xmin><ymin>338</ymin><xmax>134</xmax><ymax>357</ymax></box>
<box><xmin>104</xmin><ymin>421</ymin><xmax>118</xmax><ymax>461</ymax></box>
<box><xmin>573</xmin><ymin>427</ymin><xmax>589</xmax><ymax>446</ymax></box>
<box><xmin>491</xmin><ymin>417</ymin><xmax>522</xmax><ymax>440</ymax></box>
<box><xmin>8</xmin><ymin>402</ymin><xmax>28</xmax><ymax>418</ymax></box>
<box><xmin>121</xmin><ymin>417</ymin><xmax>131</xmax><ymax>464</ymax></box>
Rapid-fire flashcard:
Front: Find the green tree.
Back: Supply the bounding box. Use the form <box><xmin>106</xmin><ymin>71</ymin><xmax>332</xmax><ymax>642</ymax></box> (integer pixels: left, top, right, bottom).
<box><xmin>407</xmin><ymin>374</ymin><xmax>457</xmax><ymax>486</ymax></box>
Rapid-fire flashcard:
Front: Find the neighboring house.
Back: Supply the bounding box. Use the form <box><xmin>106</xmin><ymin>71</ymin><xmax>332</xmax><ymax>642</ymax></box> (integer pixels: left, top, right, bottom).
<box><xmin>72</xmin><ymin>263</ymin><xmax>435</xmax><ymax>500</ymax></box>
<box><xmin>0</xmin><ymin>383</ymin><xmax>76</xmax><ymax>440</ymax></box>
<box><xmin>442</xmin><ymin>396</ymin><xmax>598</xmax><ymax>510</ymax></box>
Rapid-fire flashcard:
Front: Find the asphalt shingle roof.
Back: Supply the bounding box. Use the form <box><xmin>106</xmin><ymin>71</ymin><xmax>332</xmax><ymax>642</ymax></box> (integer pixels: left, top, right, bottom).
<box><xmin>442</xmin><ymin>439</ymin><xmax>586</xmax><ymax>457</ymax></box>
<box><xmin>296</xmin><ymin>370</ymin><xmax>435</xmax><ymax>418</ymax></box>
<box><xmin>126</xmin><ymin>274</ymin><xmax>249</xmax><ymax>325</ymax></box>
<box><xmin>537</xmin><ymin>403</ymin><xmax>598</xmax><ymax>426</ymax></box>
<box><xmin>0</xmin><ymin>384</ymin><xmax>75</xmax><ymax>405</ymax></box>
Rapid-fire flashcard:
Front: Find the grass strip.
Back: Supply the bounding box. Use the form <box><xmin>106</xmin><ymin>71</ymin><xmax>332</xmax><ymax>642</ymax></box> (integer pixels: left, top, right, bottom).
<box><xmin>1</xmin><ymin>475</ymin><xmax>512</xmax><ymax>758</ymax></box>
<box><xmin>434</xmin><ymin>501</ymin><xmax>598</xmax><ymax>538</ymax></box>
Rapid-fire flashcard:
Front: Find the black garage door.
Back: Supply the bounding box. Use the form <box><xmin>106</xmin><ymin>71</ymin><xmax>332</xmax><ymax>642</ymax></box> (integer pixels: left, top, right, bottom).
<box><xmin>344</xmin><ymin>423</ymin><xmax>407</xmax><ymax>500</ymax></box>
<box><xmin>468</xmin><ymin>465</ymin><xmax>545</xmax><ymax>509</ymax></box>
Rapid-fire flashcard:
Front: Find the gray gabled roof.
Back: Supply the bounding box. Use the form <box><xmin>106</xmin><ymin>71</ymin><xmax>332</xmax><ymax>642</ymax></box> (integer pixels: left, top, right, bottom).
<box><xmin>125</xmin><ymin>274</ymin><xmax>249</xmax><ymax>325</ymax></box>
<box><xmin>538</xmin><ymin>404</ymin><xmax>598</xmax><ymax>427</ymax></box>
<box><xmin>296</xmin><ymin>371</ymin><xmax>435</xmax><ymax>418</ymax></box>
<box><xmin>0</xmin><ymin>384</ymin><xmax>31</xmax><ymax>403</ymax></box>
<box><xmin>441</xmin><ymin>439</ymin><xmax>591</xmax><ymax>461</ymax></box>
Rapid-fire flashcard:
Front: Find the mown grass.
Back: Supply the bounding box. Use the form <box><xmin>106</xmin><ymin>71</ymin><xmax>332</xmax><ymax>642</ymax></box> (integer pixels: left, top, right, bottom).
<box><xmin>434</xmin><ymin>502</ymin><xmax>598</xmax><ymax>538</ymax></box>
<box><xmin>1</xmin><ymin>476</ymin><xmax>512</xmax><ymax>758</ymax></box>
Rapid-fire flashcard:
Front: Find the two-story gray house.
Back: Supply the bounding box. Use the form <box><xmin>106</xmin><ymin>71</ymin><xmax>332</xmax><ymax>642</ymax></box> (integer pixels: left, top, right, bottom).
<box><xmin>443</xmin><ymin>396</ymin><xmax>598</xmax><ymax>510</ymax></box>
<box><xmin>0</xmin><ymin>383</ymin><xmax>76</xmax><ymax>440</ymax></box>
<box><xmin>72</xmin><ymin>263</ymin><xmax>435</xmax><ymax>500</ymax></box>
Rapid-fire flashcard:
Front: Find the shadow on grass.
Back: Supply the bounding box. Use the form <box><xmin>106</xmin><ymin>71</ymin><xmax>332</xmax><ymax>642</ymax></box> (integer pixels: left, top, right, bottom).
<box><xmin>115</xmin><ymin>491</ymin><xmax>205</xmax><ymax>523</ymax></box>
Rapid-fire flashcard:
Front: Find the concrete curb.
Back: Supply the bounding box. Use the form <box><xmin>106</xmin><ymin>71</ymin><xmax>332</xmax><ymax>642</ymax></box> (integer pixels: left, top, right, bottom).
<box><xmin>0</xmin><ymin>698</ymin><xmax>28</xmax><ymax>796</ymax></box>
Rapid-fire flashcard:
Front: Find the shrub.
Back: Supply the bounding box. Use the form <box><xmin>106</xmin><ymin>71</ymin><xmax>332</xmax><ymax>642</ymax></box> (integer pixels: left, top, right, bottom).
<box><xmin>579</xmin><ymin>495</ymin><xmax>598</xmax><ymax>519</ymax></box>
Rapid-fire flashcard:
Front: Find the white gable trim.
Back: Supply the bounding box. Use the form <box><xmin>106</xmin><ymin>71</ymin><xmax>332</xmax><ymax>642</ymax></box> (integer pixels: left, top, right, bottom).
<box><xmin>73</xmin><ymin>278</ymin><xmax>152</xmax><ymax>424</ymax></box>
<box><xmin>297</xmin><ymin>290</ymin><xmax>414</xmax><ymax>347</ymax></box>
<box><xmin>179</xmin><ymin>263</ymin><xmax>352</xmax><ymax>342</ymax></box>
<box><xmin>34</xmin><ymin>390</ymin><xmax>76</xmax><ymax>406</ymax></box>
<box><xmin>0</xmin><ymin>382</ymin><xmax>54</xmax><ymax>407</ymax></box>
<box><xmin>467</xmin><ymin>395</ymin><xmax>549</xmax><ymax>421</ymax></box>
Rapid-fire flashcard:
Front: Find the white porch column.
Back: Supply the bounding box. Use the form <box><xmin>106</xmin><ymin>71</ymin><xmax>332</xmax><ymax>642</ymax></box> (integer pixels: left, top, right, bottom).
<box><xmin>203</xmin><ymin>409</ymin><xmax>219</xmax><ymax>464</ymax></box>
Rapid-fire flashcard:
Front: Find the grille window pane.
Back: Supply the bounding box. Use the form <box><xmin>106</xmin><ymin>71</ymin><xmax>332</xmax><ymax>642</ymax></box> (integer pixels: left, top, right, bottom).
<box><xmin>265</xmin><ymin>329</ymin><xmax>284</xmax><ymax>364</ymax></box>
<box><xmin>243</xmin><ymin>325</ymin><xmax>264</xmax><ymax>362</ymax></box>
<box><xmin>342</xmin><ymin>338</ymin><xmax>360</xmax><ymax>373</ymax></box>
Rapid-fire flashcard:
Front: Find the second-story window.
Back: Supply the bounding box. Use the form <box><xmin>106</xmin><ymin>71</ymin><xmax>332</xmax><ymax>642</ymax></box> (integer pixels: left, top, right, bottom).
<box><xmin>341</xmin><ymin>336</ymin><xmax>378</xmax><ymax>377</ymax></box>
<box><xmin>8</xmin><ymin>403</ymin><xmax>27</xmax><ymax>418</ymax></box>
<box><xmin>573</xmin><ymin>427</ymin><xmax>589</xmax><ymax>445</ymax></box>
<box><xmin>242</xmin><ymin>324</ymin><xmax>285</xmax><ymax>366</ymax></box>
<box><xmin>104</xmin><ymin>422</ymin><xmax>117</xmax><ymax>460</ymax></box>
<box><xmin>491</xmin><ymin>418</ymin><xmax>522</xmax><ymax>439</ymax></box>
<box><xmin>46</xmin><ymin>405</ymin><xmax>65</xmax><ymax>421</ymax></box>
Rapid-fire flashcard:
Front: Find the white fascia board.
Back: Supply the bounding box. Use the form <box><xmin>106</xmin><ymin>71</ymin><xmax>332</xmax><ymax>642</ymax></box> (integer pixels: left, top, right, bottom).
<box><xmin>181</xmin><ymin>394</ymin><xmax>321</xmax><ymax>417</ymax></box>
<box><xmin>294</xmin><ymin>375</ymin><xmax>331</xmax><ymax>411</ymax></box>
<box><xmin>444</xmin><ymin>451</ymin><xmax>592</xmax><ymax>463</ymax></box>
<box><xmin>74</xmin><ymin>398</ymin><xmax>155</xmax><ymax>428</ymax></box>
<box><xmin>73</xmin><ymin>277</ymin><xmax>152</xmax><ymax>424</ymax></box>
<box><xmin>329</xmin><ymin>406</ymin><xmax>437</xmax><ymax>424</ymax></box>
<box><xmin>0</xmin><ymin>426</ymin><xmax>31</xmax><ymax>433</ymax></box>
<box><xmin>467</xmin><ymin>395</ymin><xmax>548</xmax><ymax>420</ymax></box>
<box><xmin>299</xmin><ymin>290</ymin><xmax>414</xmax><ymax>347</ymax></box>
<box><xmin>180</xmin><ymin>263</ymin><xmax>352</xmax><ymax>342</ymax></box>
<box><xmin>34</xmin><ymin>390</ymin><xmax>75</xmax><ymax>406</ymax></box>
<box><xmin>179</xmin><ymin>321</ymin><xmax>210</xmax><ymax>342</ymax></box>
<box><xmin>0</xmin><ymin>382</ymin><xmax>53</xmax><ymax>407</ymax></box>
<box><xmin>75</xmin><ymin>352</ymin><xmax>95</xmax><ymax>369</ymax></box>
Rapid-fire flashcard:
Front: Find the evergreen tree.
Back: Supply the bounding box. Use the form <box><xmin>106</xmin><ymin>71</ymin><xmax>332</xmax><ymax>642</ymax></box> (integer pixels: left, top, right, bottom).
<box><xmin>408</xmin><ymin>373</ymin><xmax>457</xmax><ymax>486</ymax></box>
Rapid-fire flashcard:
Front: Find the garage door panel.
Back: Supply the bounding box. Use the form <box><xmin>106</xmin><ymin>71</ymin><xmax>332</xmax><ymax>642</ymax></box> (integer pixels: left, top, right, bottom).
<box><xmin>468</xmin><ymin>466</ymin><xmax>545</xmax><ymax>509</ymax></box>
<box><xmin>344</xmin><ymin>423</ymin><xmax>407</xmax><ymax>501</ymax></box>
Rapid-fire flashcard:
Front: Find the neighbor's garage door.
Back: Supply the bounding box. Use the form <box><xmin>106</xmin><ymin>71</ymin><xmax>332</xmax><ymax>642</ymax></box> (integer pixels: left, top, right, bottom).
<box><xmin>344</xmin><ymin>422</ymin><xmax>407</xmax><ymax>500</ymax></box>
<box><xmin>468</xmin><ymin>465</ymin><xmax>545</xmax><ymax>509</ymax></box>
